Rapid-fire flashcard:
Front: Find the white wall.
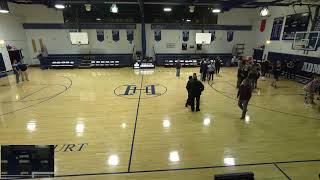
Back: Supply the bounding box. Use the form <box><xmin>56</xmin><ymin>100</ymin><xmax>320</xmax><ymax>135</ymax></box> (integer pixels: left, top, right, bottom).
<box><xmin>0</xmin><ymin>10</ymin><xmax>28</xmax><ymax>70</ymax></box>
<box><xmin>0</xmin><ymin>47</ymin><xmax>12</xmax><ymax>71</ymax></box>
<box><xmin>3</xmin><ymin>3</ymin><xmax>292</xmax><ymax>67</ymax></box>
<box><xmin>253</xmin><ymin>6</ymin><xmax>320</xmax><ymax>58</ymax></box>
<box><xmin>146</xmin><ymin>9</ymin><xmax>257</xmax><ymax>58</ymax></box>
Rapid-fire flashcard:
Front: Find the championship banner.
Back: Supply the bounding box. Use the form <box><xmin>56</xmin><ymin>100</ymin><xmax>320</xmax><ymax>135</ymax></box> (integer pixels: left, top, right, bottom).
<box><xmin>97</xmin><ymin>30</ymin><xmax>104</xmax><ymax>42</ymax></box>
<box><xmin>270</xmin><ymin>17</ymin><xmax>284</xmax><ymax>40</ymax></box>
<box><xmin>127</xmin><ymin>30</ymin><xmax>134</xmax><ymax>43</ymax></box>
<box><xmin>154</xmin><ymin>30</ymin><xmax>161</xmax><ymax>42</ymax></box>
<box><xmin>260</xmin><ymin>19</ymin><xmax>267</xmax><ymax>32</ymax></box>
<box><xmin>112</xmin><ymin>30</ymin><xmax>120</xmax><ymax>42</ymax></box>
<box><xmin>227</xmin><ymin>31</ymin><xmax>234</xmax><ymax>42</ymax></box>
<box><xmin>182</xmin><ymin>30</ymin><xmax>189</xmax><ymax>42</ymax></box>
<box><xmin>209</xmin><ymin>30</ymin><xmax>216</xmax><ymax>42</ymax></box>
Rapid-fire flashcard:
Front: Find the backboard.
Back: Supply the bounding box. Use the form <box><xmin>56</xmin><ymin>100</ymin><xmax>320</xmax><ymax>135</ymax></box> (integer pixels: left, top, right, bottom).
<box><xmin>292</xmin><ymin>31</ymin><xmax>320</xmax><ymax>51</ymax></box>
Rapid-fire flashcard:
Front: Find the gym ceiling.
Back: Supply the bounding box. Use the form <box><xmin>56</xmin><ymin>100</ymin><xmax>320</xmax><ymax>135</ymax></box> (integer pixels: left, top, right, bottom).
<box><xmin>7</xmin><ymin>0</ymin><xmax>320</xmax><ymax>23</ymax></box>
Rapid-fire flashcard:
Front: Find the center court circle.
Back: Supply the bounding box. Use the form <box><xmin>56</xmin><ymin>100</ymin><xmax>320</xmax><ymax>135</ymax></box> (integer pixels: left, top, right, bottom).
<box><xmin>114</xmin><ymin>83</ymin><xmax>167</xmax><ymax>99</ymax></box>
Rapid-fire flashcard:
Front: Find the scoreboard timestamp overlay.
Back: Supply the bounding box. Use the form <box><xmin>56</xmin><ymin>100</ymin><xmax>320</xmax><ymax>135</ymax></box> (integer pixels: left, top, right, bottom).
<box><xmin>1</xmin><ymin>145</ymin><xmax>54</xmax><ymax>179</ymax></box>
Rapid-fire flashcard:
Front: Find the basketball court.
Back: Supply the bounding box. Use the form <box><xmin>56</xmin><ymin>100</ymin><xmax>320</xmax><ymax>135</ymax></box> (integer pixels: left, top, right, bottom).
<box><xmin>0</xmin><ymin>67</ymin><xmax>319</xmax><ymax>179</ymax></box>
<box><xmin>0</xmin><ymin>0</ymin><xmax>320</xmax><ymax>179</ymax></box>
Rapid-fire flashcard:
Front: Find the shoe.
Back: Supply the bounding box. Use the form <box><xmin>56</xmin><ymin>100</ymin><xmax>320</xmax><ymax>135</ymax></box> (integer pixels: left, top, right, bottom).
<box><xmin>191</xmin><ymin>109</ymin><xmax>195</xmax><ymax>112</ymax></box>
<box><xmin>196</xmin><ymin>109</ymin><xmax>200</xmax><ymax>112</ymax></box>
<box><xmin>240</xmin><ymin>116</ymin><xmax>245</xmax><ymax>120</ymax></box>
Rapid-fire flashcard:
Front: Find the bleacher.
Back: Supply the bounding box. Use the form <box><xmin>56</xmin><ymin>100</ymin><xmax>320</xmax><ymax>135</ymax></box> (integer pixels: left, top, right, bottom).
<box><xmin>155</xmin><ymin>54</ymin><xmax>233</xmax><ymax>67</ymax></box>
<box><xmin>43</xmin><ymin>54</ymin><xmax>133</xmax><ymax>69</ymax></box>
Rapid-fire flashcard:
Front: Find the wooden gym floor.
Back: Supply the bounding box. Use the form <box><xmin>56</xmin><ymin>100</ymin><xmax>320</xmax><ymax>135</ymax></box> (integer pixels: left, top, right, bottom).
<box><xmin>0</xmin><ymin>67</ymin><xmax>319</xmax><ymax>179</ymax></box>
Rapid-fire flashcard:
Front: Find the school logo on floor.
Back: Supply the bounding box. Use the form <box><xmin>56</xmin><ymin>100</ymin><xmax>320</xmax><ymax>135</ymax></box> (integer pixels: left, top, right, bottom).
<box><xmin>114</xmin><ymin>84</ymin><xmax>167</xmax><ymax>99</ymax></box>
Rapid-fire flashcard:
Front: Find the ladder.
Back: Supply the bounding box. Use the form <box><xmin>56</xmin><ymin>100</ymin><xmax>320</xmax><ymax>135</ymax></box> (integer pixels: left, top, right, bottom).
<box><xmin>232</xmin><ymin>44</ymin><xmax>245</xmax><ymax>56</ymax></box>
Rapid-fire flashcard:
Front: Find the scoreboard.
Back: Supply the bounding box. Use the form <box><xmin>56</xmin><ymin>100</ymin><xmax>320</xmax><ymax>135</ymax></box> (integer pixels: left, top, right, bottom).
<box><xmin>283</xmin><ymin>12</ymin><xmax>310</xmax><ymax>40</ymax></box>
<box><xmin>313</xmin><ymin>16</ymin><xmax>320</xmax><ymax>31</ymax></box>
<box><xmin>1</xmin><ymin>145</ymin><xmax>54</xmax><ymax>179</ymax></box>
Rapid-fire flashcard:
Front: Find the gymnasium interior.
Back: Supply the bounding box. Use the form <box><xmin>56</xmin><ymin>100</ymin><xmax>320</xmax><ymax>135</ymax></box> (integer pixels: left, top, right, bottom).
<box><xmin>0</xmin><ymin>0</ymin><xmax>320</xmax><ymax>179</ymax></box>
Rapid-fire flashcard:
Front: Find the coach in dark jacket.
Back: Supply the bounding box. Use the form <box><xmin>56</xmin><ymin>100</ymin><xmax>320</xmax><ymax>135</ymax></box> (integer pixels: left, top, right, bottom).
<box><xmin>187</xmin><ymin>73</ymin><xmax>204</xmax><ymax>112</ymax></box>
<box><xmin>237</xmin><ymin>79</ymin><xmax>252</xmax><ymax>119</ymax></box>
<box><xmin>200</xmin><ymin>61</ymin><xmax>208</xmax><ymax>81</ymax></box>
<box><xmin>185</xmin><ymin>76</ymin><xmax>193</xmax><ymax>107</ymax></box>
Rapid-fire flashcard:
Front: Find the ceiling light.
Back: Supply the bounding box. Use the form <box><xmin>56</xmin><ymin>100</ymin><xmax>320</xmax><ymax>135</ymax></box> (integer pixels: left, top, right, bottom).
<box><xmin>186</xmin><ymin>19</ymin><xmax>191</xmax><ymax>22</ymax></box>
<box><xmin>110</xmin><ymin>3</ymin><xmax>118</xmax><ymax>13</ymax></box>
<box><xmin>85</xmin><ymin>4</ymin><xmax>91</xmax><ymax>12</ymax></box>
<box><xmin>96</xmin><ymin>18</ymin><xmax>101</xmax><ymax>21</ymax></box>
<box><xmin>55</xmin><ymin>4</ymin><xmax>65</xmax><ymax>9</ymax></box>
<box><xmin>163</xmin><ymin>7</ymin><xmax>172</xmax><ymax>12</ymax></box>
<box><xmin>189</xmin><ymin>6</ymin><xmax>195</xmax><ymax>13</ymax></box>
<box><xmin>212</xmin><ymin>8</ymin><xmax>221</xmax><ymax>13</ymax></box>
<box><xmin>260</xmin><ymin>7</ymin><xmax>269</xmax><ymax>17</ymax></box>
<box><xmin>0</xmin><ymin>0</ymin><xmax>10</xmax><ymax>13</ymax></box>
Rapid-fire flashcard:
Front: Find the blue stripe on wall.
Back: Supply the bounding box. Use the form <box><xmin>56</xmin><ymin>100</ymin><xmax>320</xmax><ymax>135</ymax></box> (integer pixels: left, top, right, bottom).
<box><xmin>151</xmin><ymin>24</ymin><xmax>252</xmax><ymax>31</ymax></box>
<box><xmin>23</xmin><ymin>23</ymin><xmax>136</xmax><ymax>29</ymax></box>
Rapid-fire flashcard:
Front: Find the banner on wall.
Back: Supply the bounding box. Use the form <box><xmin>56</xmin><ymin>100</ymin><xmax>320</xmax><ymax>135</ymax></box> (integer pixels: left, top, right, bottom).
<box><xmin>209</xmin><ymin>30</ymin><xmax>216</xmax><ymax>42</ymax></box>
<box><xmin>270</xmin><ymin>17</ymin><xmax>284</xmax><ymax>40</ymax></box>
<box><xmin>154</xmin><ymin>30</ymin><xmax>161</xmax><ymax>42</ymax></box>
<box><xmin>97</xmin><ymin>30</ymin><xmax>104</xmax><ymax>42</ymax></box>
<box><xmin>260</xmin><ymin>19</ymin><xmax>267</xmax><ymax>32</ymax></box>
<box><xmin>182</xmin><ymin>30</ymin><xmax>189</xmax><ymax>42</ymax></box>
<box><xmin>112</xmin><ymin>30</ymin><xmax>120</xmax><ymax>42</ymax></box>
<box><xmin>227</xmin><ymin>31</ymin><xmax>234</xmax><ymax>42</ymax></box>
<box><xmin>126</xmin><ymin>30</ymin><xmax>134</xmax><ymax>43</ymax></box>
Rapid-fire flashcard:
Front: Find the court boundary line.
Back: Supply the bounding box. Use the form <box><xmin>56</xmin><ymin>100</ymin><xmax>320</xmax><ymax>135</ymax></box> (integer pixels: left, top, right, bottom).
<box><xmin>127</xmin><ymin>75</ymin><xmax>144</xmax><ymax>172</ymax></box>
<box><xmin>18</xmin><ymin>85</ymin><xmax>49</xmax><ymax>101</ymax></box>
<box><xmin>12</xmin><ymin>159</ymin><xmax>320</xmax><ymax>179</ymax></box>
<box><xmin>0</xmin><ymin>76</ymin><xmax>72</xmax><ymax>117</ymax></box>
<box><xmin>273</xmin><ymin>163</ymin><xmax>291</xmax><ymax>180</ymax></box>
<box><xmin>0</xmin><ymin>84</ymin><xmax>68</xmax><ymax>103</ymax></box>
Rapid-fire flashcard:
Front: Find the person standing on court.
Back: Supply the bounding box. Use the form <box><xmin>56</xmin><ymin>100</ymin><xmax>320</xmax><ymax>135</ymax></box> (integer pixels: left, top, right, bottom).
<box><xmin>17</xmin><ymin>60</ymin><xmax>29</xmax><ymax>82</ymax></box>
<box><xmin>271</xmin><ymin>60</ymin><xmax>281</xmax><ymax>88</ymax></box>
<box><xmin>207</xmin><ymin>61</ymin><xmax>215</xmax><ymax>81</ymax></box>
<box><xmin>12</xmin><ymin>60</ymin><xmax>20</xmax><ymax>84</ymax></box>
<box><xmin>237</xmin><ymin>79</ymin><xmax>252</xmax><ymax>119</ymax></box>
<box><xmin>201</xmin><ymin>61</ymin><xmax>208</xmax><ymax>81</ymax></box>
<box><xmin>215</xmin><ymin>57</ymin><xmax>222</xmax><ymax>76</ymax></box>
<box><xmin>185</xmin><ymin>76</ymin><xmax>193</xmax><ymax>107</ymax></box>
<box><xmin>286</xmin><ymin>60</ymin><xmax>294</xmax><ymax>79</ymax></box>
<box><xmin>175</xmin><ymin>60</ymin><xmax>181</xmax><ymax>78</ymax></box>
<box><xmin>189</xmin><ymin>73</ymin><xmax>204</xmax><ymax>112</ymax></box>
